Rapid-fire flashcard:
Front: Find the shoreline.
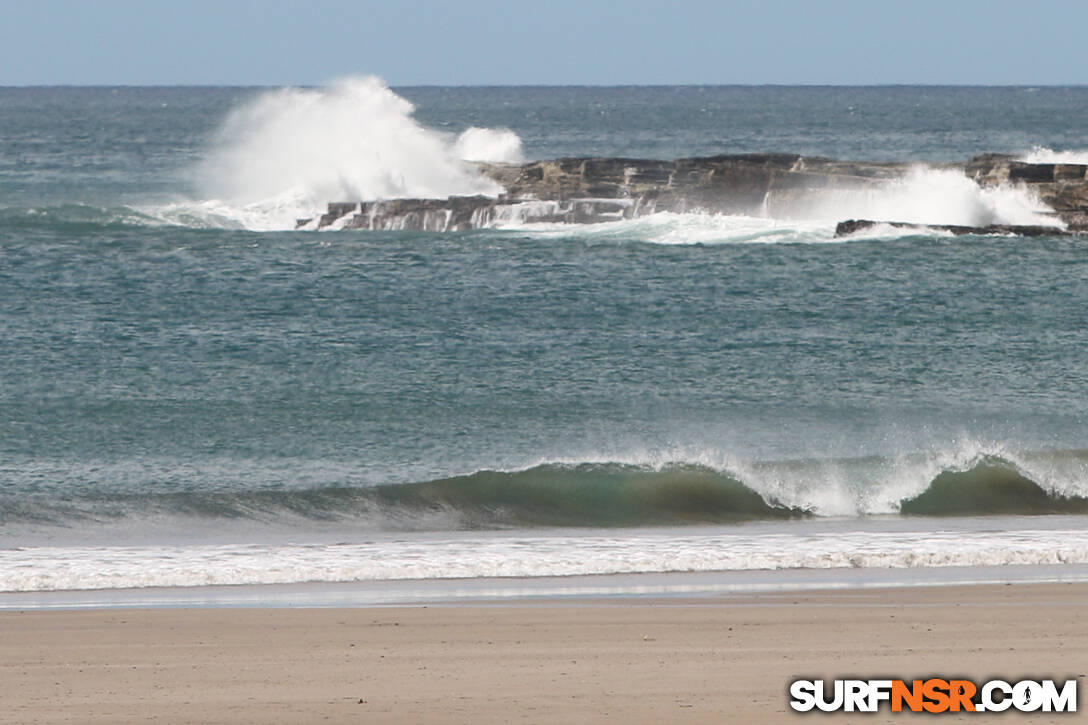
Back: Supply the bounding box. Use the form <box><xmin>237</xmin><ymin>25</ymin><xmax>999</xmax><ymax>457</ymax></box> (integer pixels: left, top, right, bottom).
<box><xmin>3</xmin><ymin>582</ymin><xmax>1085</xmax><ymax>724</ymax></box>
<box><xmin>4</xmin><ymin>563</ymin><xmax>1088</xmax><ymax>610</ymax></box>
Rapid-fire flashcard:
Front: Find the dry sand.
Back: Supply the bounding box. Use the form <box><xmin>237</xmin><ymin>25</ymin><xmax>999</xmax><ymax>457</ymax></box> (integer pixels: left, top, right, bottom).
<box><xmin>2</xmin><ymin>582</ymin><xmax>1085</xmax><ymax>724</ymax></box>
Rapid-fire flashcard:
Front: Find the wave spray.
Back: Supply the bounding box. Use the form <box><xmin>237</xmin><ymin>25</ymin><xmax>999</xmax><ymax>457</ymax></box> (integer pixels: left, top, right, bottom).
<box><xmin>189</xmin><ymin>76</ymin><xmax>523</xmax><ymax>229</ymax></box>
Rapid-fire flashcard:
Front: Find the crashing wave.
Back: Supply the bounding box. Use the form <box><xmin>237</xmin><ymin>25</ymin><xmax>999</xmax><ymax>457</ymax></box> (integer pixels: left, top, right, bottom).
<box><xmin>6</xmin><ymin>452</ymin><xmax>1088</xmax><ymax>531</ymax></box>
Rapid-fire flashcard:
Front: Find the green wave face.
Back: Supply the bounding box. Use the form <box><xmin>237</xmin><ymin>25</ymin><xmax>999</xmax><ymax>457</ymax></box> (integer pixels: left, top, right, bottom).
<box><xmin>7</xmin><ymin>457</ymin><xmax>1088</xmax><ymax>530</ymax></box>
<box><xmin>900</xmin><ymin>461</ymin><xmax>1088</xmax><ymax>516</ymax></box>
<box><xmin>372</xmin><ymin>464</ymin><xmax>805</xmax><ymax>527</ymax></box>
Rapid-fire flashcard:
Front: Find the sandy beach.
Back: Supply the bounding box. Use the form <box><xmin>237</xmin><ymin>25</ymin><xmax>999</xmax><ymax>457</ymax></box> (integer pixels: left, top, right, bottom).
<box><xmin>2</xmin><ymin>582</ymin><xmax>1084</xmax><ymax>724</ymax></box>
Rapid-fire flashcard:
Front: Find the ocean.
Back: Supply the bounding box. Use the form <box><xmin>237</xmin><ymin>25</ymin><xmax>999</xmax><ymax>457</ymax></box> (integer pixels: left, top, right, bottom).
<box><xmin>2</xmin><ymin>80</ymin><xmax>1088</xmax><ymax>606</ymax></box>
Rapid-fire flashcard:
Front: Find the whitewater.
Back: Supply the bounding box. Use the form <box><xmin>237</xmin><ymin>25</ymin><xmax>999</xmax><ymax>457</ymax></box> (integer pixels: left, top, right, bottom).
<box><xmin>2</xmin><ymin>80</ymin><xmax>1088</xmax><ymax>603</ymax></box>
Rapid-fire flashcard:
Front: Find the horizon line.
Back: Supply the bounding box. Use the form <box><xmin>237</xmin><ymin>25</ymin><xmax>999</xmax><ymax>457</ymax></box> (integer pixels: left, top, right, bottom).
<box><xmin>2</xmin><ymin>82</ymin><xmax>1087</xmax><ymax>90</ymax></box>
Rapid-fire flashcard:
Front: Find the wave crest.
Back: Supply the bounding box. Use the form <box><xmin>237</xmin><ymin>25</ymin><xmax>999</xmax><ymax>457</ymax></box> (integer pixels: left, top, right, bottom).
<box><xmin>378</xmin><ymin>464</ymin><xmax>801</xmax><ymax>526</ymax></box>
<box><xmin>901</xmin><ymin>459</ymin><xmax>1088</xmax><ymax>516</ymax></box>
<box><xmin>7</xmin><ymin>453</ymin><xmax>1088</xmax><ymax>532</ymax></box>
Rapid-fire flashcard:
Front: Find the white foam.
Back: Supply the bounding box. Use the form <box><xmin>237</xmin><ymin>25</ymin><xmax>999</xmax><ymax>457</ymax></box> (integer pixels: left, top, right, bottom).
<box><xmin>1019</xmin><ymin>146</ymin><xmax>1088</xmax><ymax>165</ymax></box>
<box><xmin>497</xmin><ymin>212</ymin><xmax>840</xmax><ymax>245</ymax></box>
<box><xmin>149</xmin><ymin>190</ymin><xmax>320</xmax><ymax>232</ymax></box>
<box><xmin>178</xmin><ymin>76</ymin><xmax>517</xmax><ymax>230</ymax></box>
<box><xmin>454</xmin><ymin>127</ymin><xmax>524</xmax><ymax>163</ymax></box>
<box><xmin>465</xmin><ymin>165</ymin><xmax>1062</xmax><ymax>244</ymax></box>
<box><xmin>5</xmin><ymin>522</ymin><xmax>1088</xmax><ymax>592</ymax></box>
<box><xmin>775</xmin><ymin>167</ymin><xmax>1061</xmax><ymax>228</ymax></box>
<box><xmin>618</xmin><ymin>213</ymin><xmax>835</xmax><ymax>245</ymax></box>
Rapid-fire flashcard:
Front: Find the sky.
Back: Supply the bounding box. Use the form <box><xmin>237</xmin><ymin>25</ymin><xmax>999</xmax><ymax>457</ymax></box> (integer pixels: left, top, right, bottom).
<box><xmin>1</xmin><ymin>0</ymin><xmax>1086</xmax><ymax>86</ymax></box>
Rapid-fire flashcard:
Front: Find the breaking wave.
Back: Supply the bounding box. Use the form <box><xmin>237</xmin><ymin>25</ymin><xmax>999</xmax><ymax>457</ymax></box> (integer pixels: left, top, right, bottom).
<box><xmin>5</xmin><ymin>452</ymin><xmax>1088</xmax><ymax>593</ymax></box>
<box><xmin>5</xmin><ymin>453</ymin><xmax>1087</xmax><ymax>532</ymax></box>
<box><xmin>766</xmin><ymin>166</ymin><xmax>1059</xmax><ymax>228</ymax></box>
<box><xmin>900</xmin><ymin>462</ymin><xmax>1088</xmax><ymax>516</ymax></box>
<box><xmin>175</xmin><ymin>76</ymin><xmax>521</xmax><ymax>230</ymax></box>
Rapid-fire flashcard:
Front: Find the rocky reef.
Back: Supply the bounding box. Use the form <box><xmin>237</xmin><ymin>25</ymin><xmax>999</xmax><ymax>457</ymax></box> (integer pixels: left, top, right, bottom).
<box><xmin>964</xmin><ymin>154</ymin><xmax>1088</xmax><ymax>231</ymax></box>
<box><xmin>298</xmin><ymin>153</ymin><xmax>1088</xmax><ymax>235</ymax></box>
<box><xmin>834</xmin><ymin>219</ymin><xmax>1069</xmax><ymax>238</ymax></box>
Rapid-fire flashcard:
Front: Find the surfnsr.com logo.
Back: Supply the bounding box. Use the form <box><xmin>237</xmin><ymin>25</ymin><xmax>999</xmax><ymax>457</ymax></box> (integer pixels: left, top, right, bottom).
<box><xmin>789</xmin><ymin>678</ymin><xmax>1078</xmax><ymax>713</ymax></box>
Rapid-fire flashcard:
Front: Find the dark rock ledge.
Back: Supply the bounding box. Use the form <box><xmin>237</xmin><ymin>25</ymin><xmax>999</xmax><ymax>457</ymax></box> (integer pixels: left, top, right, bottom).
<box><xmin>297</xmin><ymin>154</ymin><xmax>1088</xmax><ymax>235</ymax></box>
<box><xmin>834</xmin><ymin>220</ymin><xmax>1069</xmax><ymax>238</ymax></box>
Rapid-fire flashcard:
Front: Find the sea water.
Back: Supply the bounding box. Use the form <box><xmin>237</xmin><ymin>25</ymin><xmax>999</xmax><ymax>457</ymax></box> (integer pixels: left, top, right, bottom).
<box><xmin>2</xmin><ymin>79</ymin><xmax>1088</xmax><ymax>603</ymax></box>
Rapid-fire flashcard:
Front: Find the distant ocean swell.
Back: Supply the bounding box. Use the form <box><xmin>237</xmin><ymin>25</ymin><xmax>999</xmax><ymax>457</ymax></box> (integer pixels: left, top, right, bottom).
<box><xmin>5</xmin><ymin>457</ymin><xmax>1087</xmax><ymax>531</ymax></box>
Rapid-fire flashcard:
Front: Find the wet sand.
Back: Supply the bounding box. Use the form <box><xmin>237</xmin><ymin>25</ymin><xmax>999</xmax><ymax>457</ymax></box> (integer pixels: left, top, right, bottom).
<box><xmin>2</xmin><ymin>583</ymin><xmax>1085</xmax><ymax>723</ymax></box>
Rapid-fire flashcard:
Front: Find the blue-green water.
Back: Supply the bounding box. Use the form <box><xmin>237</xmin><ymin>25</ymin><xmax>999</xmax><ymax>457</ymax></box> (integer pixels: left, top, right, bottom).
<box><xmin>2</xmin><ymin>81</ymin><xmax>1088</xmax><ymax>595</ymax></box>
